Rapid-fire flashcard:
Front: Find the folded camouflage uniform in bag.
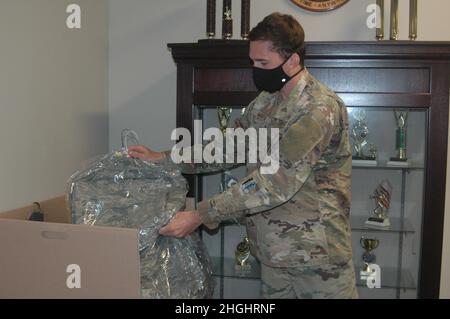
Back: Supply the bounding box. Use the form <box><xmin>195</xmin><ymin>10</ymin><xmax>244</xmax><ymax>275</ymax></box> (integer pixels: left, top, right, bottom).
<box><xmin>67</xmin><ymin>131</ymin><xmax>214</xmax><ymax>298</ymax></box>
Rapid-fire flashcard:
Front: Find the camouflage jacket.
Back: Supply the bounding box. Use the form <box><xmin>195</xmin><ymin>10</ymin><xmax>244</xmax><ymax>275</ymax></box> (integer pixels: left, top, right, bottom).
<box><xmin>177</xmin><ymin>69</ymin><xmax>353</xmax><ymax>268</ymax></box>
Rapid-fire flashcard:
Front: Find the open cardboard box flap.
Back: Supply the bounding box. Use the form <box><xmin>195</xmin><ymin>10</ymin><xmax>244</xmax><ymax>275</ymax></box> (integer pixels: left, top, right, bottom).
<box><xmin>0</xmin><ymin>196</ymin><xmax>70</xmax><ymax>223</ymax></box>
<box><xmin>0</xmin><ymin>196</ymin><xmax>141</xmax><ymax>299</ymax></box>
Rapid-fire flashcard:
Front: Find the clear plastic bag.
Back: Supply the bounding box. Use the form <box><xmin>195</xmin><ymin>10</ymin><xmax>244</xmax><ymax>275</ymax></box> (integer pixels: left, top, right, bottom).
<box><xmin>67</xmin><ymin>129</ymin><xmax>214</xmax><ymax>299</ymax></box>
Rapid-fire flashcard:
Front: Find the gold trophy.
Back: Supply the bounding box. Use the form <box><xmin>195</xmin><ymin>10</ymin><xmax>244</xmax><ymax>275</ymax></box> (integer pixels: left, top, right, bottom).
<box><xmin>360</xmin><ymin>236</ymin><xmax>380</xmax><ymax>274</ymax></box>
<box><xmin>365</xmin><ymin>180</ymin><xmax>392</xmax><ymax>228</ymax></box>
<box><xmin>235</xmin><ymin>236</ymin><xmax>251</xmax><ymax>273</ymax></box>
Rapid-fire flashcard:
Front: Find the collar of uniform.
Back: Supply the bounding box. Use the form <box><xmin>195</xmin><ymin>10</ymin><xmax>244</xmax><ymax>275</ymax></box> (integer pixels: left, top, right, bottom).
<box><xmin>272</xmin><ymin>67</ymin><xmax>311</xmax><ymax>116</ymax></box>
<box><xmin>283</xmin><ymin>67</ymin><xmax>311</xmax><ymax>102</ymax></box>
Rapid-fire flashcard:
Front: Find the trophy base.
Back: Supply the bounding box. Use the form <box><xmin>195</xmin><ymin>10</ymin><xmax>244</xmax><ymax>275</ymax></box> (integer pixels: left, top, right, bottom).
<box><xmin>235</xmin><ymin>264</ymin><xmax>252</xmax><ymax>275</ymax></box>
<box><xmin>387</xmin><ymin>159</ymin><xmax>409</xmax><ymax>167</ymax></box>
<box><xmin>360</xmin><ymin>269</ymin><xmax>373</xmax><ymax>276</ymax></box>
<box><xmin>365</xmin><ymin>217</ymin><xmax>391</xmax><ymax>228</ymax></box>
<box><xmin>353</xmin><ymin>156</ymin><xmax>376</xmax><ymax>161</ymax></box>
<box><xmin>352</xmin><ymin>159</ymin><xmax>378</xmax><ymax>167</ymax></box>
<box><xmin>360</xmin><ymin>265</ymin><xmax>378</xmax><ymax>277</ymax></box>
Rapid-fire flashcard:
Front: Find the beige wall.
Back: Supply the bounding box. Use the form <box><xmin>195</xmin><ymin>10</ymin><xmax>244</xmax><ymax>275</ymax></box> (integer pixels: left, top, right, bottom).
<box><xmin>0</xmin><ymin>0</ymin><xmax>109</xmax><ymax>211</ymax></box>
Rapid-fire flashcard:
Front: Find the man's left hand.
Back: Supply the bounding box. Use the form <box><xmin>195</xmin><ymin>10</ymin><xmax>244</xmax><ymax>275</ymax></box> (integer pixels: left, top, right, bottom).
<box><xmin>159</xmin><ymin>211</ymin><xmax>203</xmax><ymax>238</ymax></box>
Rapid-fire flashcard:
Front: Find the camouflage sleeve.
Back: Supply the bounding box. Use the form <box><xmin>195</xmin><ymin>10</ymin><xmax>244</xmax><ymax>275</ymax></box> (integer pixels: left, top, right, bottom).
<box><xmin>197</xmin><ymin>104</ymin><xmax>335</xmax><ymax>224</ymax></box>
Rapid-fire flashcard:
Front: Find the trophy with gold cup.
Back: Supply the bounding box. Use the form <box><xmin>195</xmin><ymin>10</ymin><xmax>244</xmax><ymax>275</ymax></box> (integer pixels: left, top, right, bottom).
<box><xmin>360</xmin><ymin>236</ymin><xmax>380</xmax><ymax>275</ymax></box>
<box><xmin>235</xmin><ymin>236</ymin><xmax>251</xmax><ymax>274</ymax></box>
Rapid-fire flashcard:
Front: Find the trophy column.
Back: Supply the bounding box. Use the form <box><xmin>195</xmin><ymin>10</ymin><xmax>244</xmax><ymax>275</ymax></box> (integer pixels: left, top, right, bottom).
<box><xmin>376</xmin><ymin>0</ymin><xmax>419</xmax><ymax>41</ymax></box>
<box><xmin>389</xmin><ymin>0</ymin><xmax>399</xmax><ymax>40</ymax></box>
<box><xmin>376</xmin><ymin>0</ymin><xmax>384</xmax><ymax>40</ymax></box>
<box><xmin>409</xmin><ymin>0</ymin><xmax>418</xmax><ymax>40</ymax></box>
<box><xmin>206</xmin><ymin>0</ymin><xmax>216</xmax><ymax>39</ymax></box>
<box><xmin>241</xmin><ymin>0</ymin><xmax>250</xmax><ymax>40</ymax></box>
<box><xmin>222</xmin><ymin>0</ymin><xmax>233</xmax><ymax>39</ymax></box>
<box><xmin>389</xmin><ymin>111</ymin><xmax>409</xmax><ymax>164</ymax></box>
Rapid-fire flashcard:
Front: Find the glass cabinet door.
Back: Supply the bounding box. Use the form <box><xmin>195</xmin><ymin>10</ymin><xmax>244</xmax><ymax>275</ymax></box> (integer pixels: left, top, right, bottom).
<box><xmin>169</xmin><ymin>41</ymin><xmax>450</xmax><ymax>299</ymax></box>
<box><xmin>196</xmin><ymin>105</ymin><xmax>428</xmax><ymax>299</ymax></box>
<box><xmin>348</xmin><ymin>107</ymin><xmax>427</xmax><ymax>299</ymax></box>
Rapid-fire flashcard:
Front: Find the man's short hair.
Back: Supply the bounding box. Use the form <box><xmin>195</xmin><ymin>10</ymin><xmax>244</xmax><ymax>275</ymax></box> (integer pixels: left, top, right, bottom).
<box><xmin>249</xmin><ymin>12</ymin><xmax>306</xmax><ymax>65</ymax></box>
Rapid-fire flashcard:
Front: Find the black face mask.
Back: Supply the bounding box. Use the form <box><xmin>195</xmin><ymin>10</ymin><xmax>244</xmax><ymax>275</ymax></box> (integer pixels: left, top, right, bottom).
<box><xmin>252</xmin><ymin>56</ymin><xmax>303</xmax><ymax>93</ymax></box>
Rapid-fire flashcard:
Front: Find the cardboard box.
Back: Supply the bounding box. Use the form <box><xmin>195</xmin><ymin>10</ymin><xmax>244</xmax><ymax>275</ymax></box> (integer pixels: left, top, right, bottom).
<box><xmin>0</xmin><ymin>196</ymin><xmax>141</xmax><ymax>299</ymax></box>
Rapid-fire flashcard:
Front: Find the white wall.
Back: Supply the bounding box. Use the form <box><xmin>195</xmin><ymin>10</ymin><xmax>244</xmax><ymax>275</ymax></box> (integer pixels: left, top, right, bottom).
<box><xmin>109</xmin><ymin>0</ymin><xmax>450</xmax><ymax>297</ymax></box>
<box><xmin>0</xmin><ymin>0</ymin><xmax>109</xmax><ymax>211</ymax></box>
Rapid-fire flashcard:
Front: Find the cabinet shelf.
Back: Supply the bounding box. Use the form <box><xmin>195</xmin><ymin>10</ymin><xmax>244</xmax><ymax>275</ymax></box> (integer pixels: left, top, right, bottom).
<box><xmin>210</xmin><ymin>257</ymin><xmax>417</xmax><ymax>290</ymax></box>
<box><xmin>355</xmin><ymin>265</ymin><xmax>416</xmax><ymax>290</ymax></box>
<box><xmin>352</xmin><ymin>160</ymin><xmax>424</xmax><ymax>170</ymax></box>
<box><xmin>350</xmin><ymin>216</ymin><xmax>415</xmax><ymax>233</ymax></box>
<box><xmin>211</xmin><ymin>256</ymin><xmax>261</xmax><ymax>280</ymax></box>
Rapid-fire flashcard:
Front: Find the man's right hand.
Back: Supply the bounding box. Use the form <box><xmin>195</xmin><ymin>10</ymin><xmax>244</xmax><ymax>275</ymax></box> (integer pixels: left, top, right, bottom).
<box><xmin>128</xmin><ymin>145</ymin><xmax>166</xmax><ymax>161</ymax></box>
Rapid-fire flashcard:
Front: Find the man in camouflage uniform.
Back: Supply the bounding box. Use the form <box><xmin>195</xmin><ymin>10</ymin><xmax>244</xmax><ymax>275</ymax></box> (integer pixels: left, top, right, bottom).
<box><xmin>129</xmin><ymin>13</ymin><xmax>357</xmax><ymax>299</ymax></box>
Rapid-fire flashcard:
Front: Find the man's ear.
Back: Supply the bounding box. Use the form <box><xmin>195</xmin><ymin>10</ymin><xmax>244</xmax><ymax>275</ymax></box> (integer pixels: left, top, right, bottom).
<box><xmin>289</xmin><ymin>53</ymin><xmax>301</xmax><ymax>68</ymax></box>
